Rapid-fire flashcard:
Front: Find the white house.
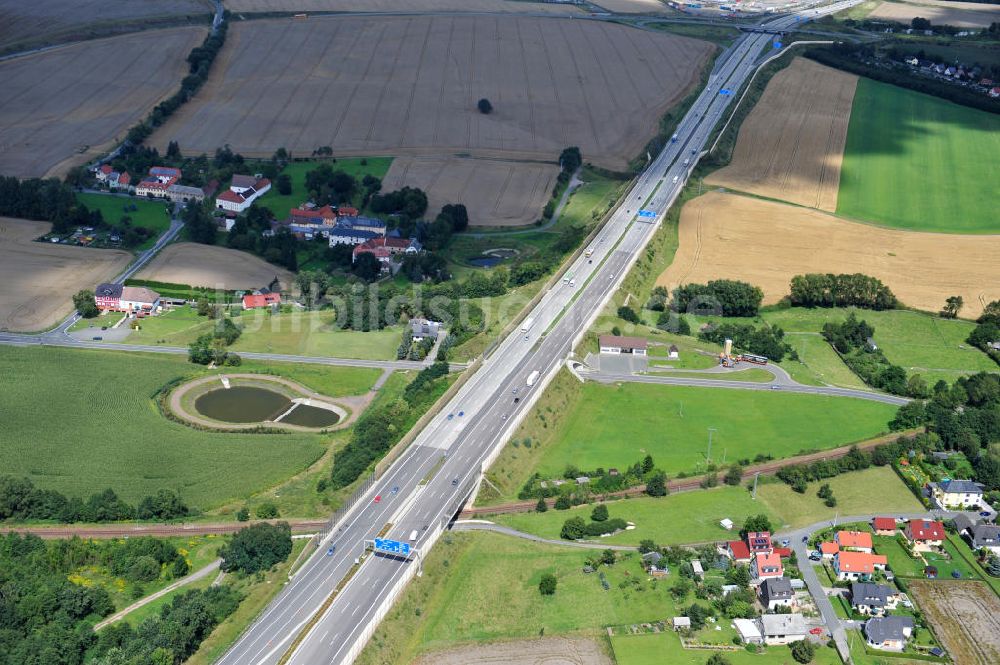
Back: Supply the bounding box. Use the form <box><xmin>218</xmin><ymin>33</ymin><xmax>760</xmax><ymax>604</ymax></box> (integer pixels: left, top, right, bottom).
<box><xmin>759</xmin><ymin>577</ymin><xmax>795</xmax><ymax>611</ymax></box>
<box><xmin>970</xmin><ymin>524</ymin><xmax>1000</xmax><ymax>555</ymax></box>
<box><xmin>930</xmin><ymin>479</ymin><xmax>984</xmax><ymax>509</ymax></box>
<box><xmin>215</xmin><ymin>175</ymin><xmax>271</xmax><ymax>213</ymax></box>
<box><xmin>757</xmin><ymin>614</ymin><xmax>807</xmax><ymax>645</ymax></box>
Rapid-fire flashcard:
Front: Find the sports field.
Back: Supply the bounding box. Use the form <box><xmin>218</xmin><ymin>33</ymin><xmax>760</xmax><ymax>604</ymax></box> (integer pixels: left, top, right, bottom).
<box><xmin>136</xmin><ymin>243</ymin><xmax>296</xmax><ymax>291</ymax></box>
<box><xmin>149</xmin><ymin>16</ymin><xmax>712</xmax><ymax>170</ymax></box>
<box><xmin>838</xmin><ymin>78</ymin><xmax>1000</xmax><ymax>233</ymax></box>
<box><xmin>527</xmin><ymin>382</ymin><xmax>895</xmax><ymax>480</ymax></box>
<box><xmin>0</xmin><ymin>27</ymin><xmax>207</xmax><ymax>178</ymax></box>
<box><xmin>0</xmin><ymin>345</ymin><xmax>335</xmax><ymax>509</ymax></box>
<box><xmin>707</xmin><ymin>58</ymin><xmax>857</xmax><ymax>211</ymax></box>
<box><xmin>657</xmin><ymin>192</ymin><xmax>1000</xmax><ymax>318</ymax></box>
<box><xmin>0</xmin><ymin>218</ymin><xmax>131</xmax><ymax>332</ymax></box>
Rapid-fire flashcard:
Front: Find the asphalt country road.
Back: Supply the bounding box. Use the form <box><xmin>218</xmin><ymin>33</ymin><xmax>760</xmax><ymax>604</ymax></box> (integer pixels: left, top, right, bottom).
<box><xmin>215</xmin><ymin>3</ymin><xmax>868</xmax><ymax>665</ymax></box>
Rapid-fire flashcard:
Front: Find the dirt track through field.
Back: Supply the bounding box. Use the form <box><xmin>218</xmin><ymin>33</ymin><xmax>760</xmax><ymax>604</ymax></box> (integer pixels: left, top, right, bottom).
<box><xmin>707</xmin><ymin>58</ymin><xmax>857</xmax><ymax>211</ymax></box>
<box><xmin>908</xmin><ymin>580</ymin><xmax>1000</xmax><ymax>665</ymax></box>
<box><xmin>412</xmin><ymin>637</ymin><xmax>613</xmax><ymax>665</ymax></box>
<box><xmin>225</xmin><ymin>0</ymin><xmax>582</xmax><ymax>13</ymax></box>
<box><xmin>869</xmin><ymin>0</ymin><xmax>1000</xmax><ymax>28</ymax></box>
<box><xmin>0</xmin><ymin>27</ymin><xmax>206</xmax><ymax>178</ymax></box>
<box><xmin>136</xmin><ymin>242</ymin><xmax>296</xmax><ymax>291</ymax></box>
<box><xmin>382</xmin><ymin>156</ymin><xmax>559</xmax><ymax>227</ymax></box>
<box><xmin>0</xmin><ymin>218</ymin><xmax>131</xmax><ymax>332</ymax></box>
<box><xmin>150</xmin><ymin>16</ymin><xmax>712</xmax><ymax>170</ymax></box>
<box><xmin>656</xmin><ymin>192</ymin><xmax>1000</xmax><ymax>318</ymax></box>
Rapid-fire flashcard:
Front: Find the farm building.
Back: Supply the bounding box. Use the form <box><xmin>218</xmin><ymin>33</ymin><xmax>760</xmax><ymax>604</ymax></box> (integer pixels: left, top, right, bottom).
<box><xmin>598</xmin><ymin>335</ymin><xmax>647</xmax><ymax>355</ymax></box>
<box><xmin>242</xmin><ymin>293</ymin><xmax>281</xmax><ymax>310</ymax></box>
<box><xmin>167</xmin><ymin>184</ymin><xmax>205</xmax><ymax>203</ymax></box>
<box><xmin>216</xmin><ymin>175</ymin><xmax>271</xmax><ymax>213</ymax></box>
<box><xmin>94</xmin><ymin>283</ymin><xmax>160</xmax><ymax>314</ymax></box>
<box><xmin>352</xmin><ymin>236</ymin><xmax>422</xmax><ymax>265</ymax></box>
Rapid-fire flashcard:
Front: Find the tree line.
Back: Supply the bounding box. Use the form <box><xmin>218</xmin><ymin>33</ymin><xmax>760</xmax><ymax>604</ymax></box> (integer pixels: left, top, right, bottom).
<box><xmin>0</xmin><ymin>176</ymin><xmax>103</xmax><ymax>234</ymax></box>
<box><xmin>821</xmin><ymin>313</ymin><xmax>923</xmax><ymax>397</ymax></box>
<box><xmin>0</xmin><ymin>476</ymin><xmax>191</xmax><ymax>523</ymax></box>
<box><xmin>967</xmin><ymin>300</ymin><xmax>1000</xmax><ymax>366</ymax></box>
<box><xmin>672</xmin><ymin>279</ymin><xmax>764</xmax><ymax>318</ymax></box>
<box><xmin>789</xmin><ymin>273</ymin><xmax>898</xmax><ymax>310</ymax></box>
<box><xmin>699</xmin><ymin>322</ymin><xmax>794</xmax><ymax>362</ymax></box>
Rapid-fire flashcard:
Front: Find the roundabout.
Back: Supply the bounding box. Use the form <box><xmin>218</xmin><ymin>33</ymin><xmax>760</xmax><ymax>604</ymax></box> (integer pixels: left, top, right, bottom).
<box><xmin>167</xmin><ymin>374</ymin><xmax>362</xmax><ymax>432</ymax></box>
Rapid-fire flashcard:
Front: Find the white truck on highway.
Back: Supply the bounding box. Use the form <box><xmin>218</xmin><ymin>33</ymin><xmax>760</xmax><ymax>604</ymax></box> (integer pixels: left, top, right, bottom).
<box><xmin>527</xmin><ymin>370</ymin><xmax>540</xmax><ymax>387</ymax></box>
<box><xmin>521</xmin><ymin>317</ymin><xmax>535</xmax><ymax>333</ymax></box>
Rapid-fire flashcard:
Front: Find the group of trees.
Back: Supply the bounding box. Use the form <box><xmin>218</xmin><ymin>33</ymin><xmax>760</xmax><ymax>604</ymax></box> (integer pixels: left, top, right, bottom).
<box><xmin>329</xmin><ymin>361</ymin><xmax>452</xmax><ymax>489</ymax></box>
<box><xmin>218</xmin><ymin>522</ymin><xmax>293</xmax><ymax>575</ymax></box>
<box><xmin>967</xmin><ymin>300</ymin><xmax>1000</xmax><ymax>366</ymax></box>
<box><xmin>0</xmin><ymin>532</ymin><xmax>237</xmax><ymax>665</ymax></box>
<box><xmin>672</xmin><ymin>279</ymin><xmax>764</xmax><ymax>318</ymax></box>
<box><xmin>821</xmin><ymin>313</ymin><xmax>919</xmax><ymax>396</ymax></box>
<box><xmin>0</xmin><ymin>476</ymin><xmax>191</xmax><ymax>523</ymax></box>
<box><xmin>188</xmin><ymin>314</ymin><xmax>242</xmax><ymax>366</ymax></box>
<box><xmin>521</xmin><ymin>455</ymin><xmax>669</xmax><ymax>500</ymax></box>
<box><xmin>699</xmin><ymin>322</ymin><xmax>793</xmax><ymax>362</ymax></box>
<box><xmin>0</xmin><ymin>176</ymin><xmax>103</xmax><ymax>234</ymax></box>
<box><xmin>788</xmin><ymin>273</ymin><xmax>898</xmax><ymax>310</ymax></box>
<box><xmin>775</xmin><ymin>443</ymin><xmax>898</xmax><ymax>493</ymax></box>
<box><xmin>560</xmin><ymin>514</ymin><xmax>628</xmax><ymax>540</ymax></box>
<box><xmin>890</xmin><ymin>372</ymin><xmax>1000</xmax><ymax>491</ymax></box>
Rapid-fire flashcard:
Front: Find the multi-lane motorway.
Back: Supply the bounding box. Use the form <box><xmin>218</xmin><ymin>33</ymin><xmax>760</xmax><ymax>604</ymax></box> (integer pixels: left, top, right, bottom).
<box><xmin>217</xmin><ymin>3</ymin><xmax>864</xmax><ymax>664</ymax></box>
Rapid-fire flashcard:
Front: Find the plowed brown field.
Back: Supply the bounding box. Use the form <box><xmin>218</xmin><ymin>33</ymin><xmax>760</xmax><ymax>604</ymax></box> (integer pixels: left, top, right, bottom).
<box><xmin>149</xmin><ymin>16</ymin><xmax>712</xmax><ymax>170</ymax></box>
<box><xmin>382</xmin><ymin>156</ymin><xmax>559</xmax><ymax>227</ymax></box>
<box><xmin>655</xmin><ymin>192</ymin><xmax>1000</xmax><ymax>318</ymax></box>
<box><xmin>225</xmin><ymin>0</ymin><xmax>580</xmax><ymax>13</ymax></box>
<box><xmin>908</xmin><ymin>580</ymin><xmax>1000</xmax><ymax>665</ymax></box>
<box><xmin>707</xmin><ymin>58</ymin><xmax>857</xmax><ymax>211</ymax></box>
<box><xmin>0</xmin><ymin>218</ymin><xmax>131</xmax><ymax>332</ymax></box>
<box><xmin>0</xmin><ymin>27</ymin><xmax>207</xmax><ymax>178</ymax></box>
<box><xmin>136</xmin><ymin>242</ymin><xmax>295</xmax><ymax>291</ymax></box>
<box><xmin>870</xmin><ymin>1</ymin><xmax>1000</xmax><ymax>29</ymax></box>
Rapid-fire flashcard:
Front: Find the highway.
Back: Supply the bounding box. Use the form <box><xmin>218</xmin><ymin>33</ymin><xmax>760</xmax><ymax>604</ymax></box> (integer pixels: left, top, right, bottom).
<box><xmin>216</xmin><ymin>3</ymin><xmax>865</xmax><ymax>664</ymax></box>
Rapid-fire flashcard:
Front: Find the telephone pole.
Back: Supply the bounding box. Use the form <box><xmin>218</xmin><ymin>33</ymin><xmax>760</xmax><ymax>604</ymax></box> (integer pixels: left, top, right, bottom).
<box><xmin>707</xmin><ymin>427</ymin><xmax>717</xmax><ymax>464</ymax></box>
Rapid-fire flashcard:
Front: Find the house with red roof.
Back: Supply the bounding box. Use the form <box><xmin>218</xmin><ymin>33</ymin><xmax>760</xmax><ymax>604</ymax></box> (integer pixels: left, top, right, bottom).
<box><xmin>752</xmin><ymin>550</ymin><xmax>783</xmax><ymax>582</ymax></box>
<box><xmin>872</xmin><ymin>517</ymin><xmax>897</xmax><ymax>536</ymax></box>
<box><xmin>352</xmin><ymin>236</ymin><xmax>422</xmax><ymax>265</ymax></box>
<box><xmin>904</xmin><ymin>519</ymin><xmax>945</xmax><ymax>551</ymax></box>
<box><xmin>96</xmin><ymin>164</ymin><xmax>114</xmax><ymax>181</ymax></box>
<box><xmin>746</xmin><ymin>532</ymin><xmax>773</xmax><ymax>555</ymax></box>
<box><xmin>725</xmin><ymin>540</ymin><xmax>752</xmax><ymax>564</ymax></box>
<box><xmin>242</xmin><ymin>293</ymin><xmax>282</xmax><ymax>310</ymax></box>
<box><xmin>836</xmin><ymin>530</ymin><xmax>873</xmax><ymax>554</ymax></box>
<box><xmin>819</xmin><ymin>542</ymin><xmax>840</xmax><ymax>559</ymax></box>
<box><xmin>833</xmin><ymin>551</ymin><xmax>888</xmax><ymax>581</ymax></box>
<box><xmin>216</xmin><ymin>175</ymin><xmax>271</xmax><ymax>213</ymax></box>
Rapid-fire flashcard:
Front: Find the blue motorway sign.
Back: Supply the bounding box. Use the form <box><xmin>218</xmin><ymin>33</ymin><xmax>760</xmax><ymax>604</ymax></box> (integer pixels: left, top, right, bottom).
<box><xmin>637</xmin><ymin>209</ymin><xmax>657</xmax><ymax>219</ymax></box>
<box><xmin>374</xmin><ymin>538</ymin><xmax>411</xmax><ymax>556</ymax></box>
<box><xmin>719</xmin><ymin>88</ymin><xmax>733</xmax><ymax>96</ymax></box>
<box><xmin>773</xmin><ymin>41</ymin><xmax>782</xmax><ymax>49</ymax></box>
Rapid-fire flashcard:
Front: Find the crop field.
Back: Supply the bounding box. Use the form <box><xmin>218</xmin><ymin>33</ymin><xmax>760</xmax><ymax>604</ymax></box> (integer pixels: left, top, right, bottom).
<box><xmin>0</xmin><ymin>27</ymin><xmax>207</xmax><ymax>178</ymax></box>
<box><xmin>0</xmin><ymin>0</ymin><xmax>211</xmax><ymax>53</ymax></box>
<box><xmin>0</xmin><ymin>218</ymin><xmax>131</xmax><ymax>332</ymax></box>
<box><xmin>0</xmin><ymin>345</ymin><xmax>328</xmax><ymax>509</ymax></box>
<box><xmin>707</xmin><ymin>58</ymin><xmax>857</xmax><ymax>211</ymax></box>
<box><xmin>908</xmin><ymin>580</ymin><xmax>1000</xmax><ymax>665</ymax></box>
<box><xmin>657</xmin><ymin>192</ymin><xmax>1000</xmax><ymax>318</ymax></box>
<box><xmin>381</xmin><ymin>156</ymin><xmax>560</xmax><ymax>227</ymax></box>
<box><xmin>494</xmin><ymin>467</ymin><xmax>918</xmax><ymax>546</ymax></box>
<box><xmin>525</xmin><ymin>381</ymin><xmax>895</xmax><ymax>479</ymax></box>
<box><xmin>838</xmin><ymin>78</ymin><xmax>1000</xmax><ymax>233</ymax></box>
<box><xmin>594</xmin><ymin>0</ymin><xmax>676</xmax><ymax>13</ymax></box>
<box><xmin>225</xmin><ymin>0</ymin><xmax>583</xmax><ymax>13</ymax></box>
<box><xmin>135</xmin><ymin>242</ymin><xmax>296</xmax><ymax>291</ymax></box>
<box><xmin>149</xmin><ymin>16</ymin><xmax>713</xmax><ymax>170</ymax></box>
<box><xmin>869</xmin><ymin>0</ymin><xmax>1000</xmax><ymax>28</ymax></box>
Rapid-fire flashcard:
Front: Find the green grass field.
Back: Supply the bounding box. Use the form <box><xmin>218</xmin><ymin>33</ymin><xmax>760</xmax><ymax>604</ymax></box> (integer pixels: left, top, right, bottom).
<box><xmin>0</xmin><ymin>345</ymin><xmax>329</xmax><ymax>509</ymax></box>
<box><xmin>530</xmin><ymin>382</ymin><xmax>895</xmax><ymax>479</ymax></box>
<box><xmin>77</xmin><ymin>193</ymin><xmax>174</xmax><ymax>249</ymax></box>
<box><xmin>494</xmin><ymin>467</ymin><xmax>919</xmax><ymax>546</ymax></box>
<box><xmin>838</xmin><ymin>77</ymin><xmax>1000</xmax><ymax>233</ymax></box>
<box><xmin>256</xmin><ymin>157</ymin><xmax>392</xmax><ymax>219</ymax></box>
<box><xmin>123</xmin><ymin>307</ymin><xmax>402</xmax><ymax>361</ymax></box>
<box><xmin>611</xmin><ymin>631</ymin><xmax>842</xmax><ymax>665</ymax></box>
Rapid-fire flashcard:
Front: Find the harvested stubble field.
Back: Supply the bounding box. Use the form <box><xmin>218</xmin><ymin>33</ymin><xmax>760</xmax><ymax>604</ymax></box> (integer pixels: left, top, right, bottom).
<box><xmin>0</xmin><ymin>218</ymin><xmax>131</xmax><ymax>332</ymax></box>
<box><xmin>706</xmin><ymin>58</ymin><xmax>857</xmax><ymax>211</ymax></box>
<box><xmin>0</xmin><ymin>0</ymin><xmax>211</xmax><ymax>53</ymax></box>
<box><xmin>0</xmin><ymin>27</ymin><xmax>206</xmax><ymax>178</ymax></box>
<box><xmin>869</xmin><ymin>0</ymin><xmax>1000</xmax><ymax>28</ymax></box>
<box><xmin>382</xmin><ymin>156</ymin><xmax>559</xmax><ymax>227</ymax></box>
<box><xmin>150</xmin><ymin>16</ymin><xmax>712</xmax><ymax>170</ymax></box>
<box><xmin>225</xmin><ymin>0</ymin><xmax>581</xmax><ymax>12</ymax></box>
<box><xmin>656</xmin><ymin>191</ymin><xmax>1000</xmax><ymax>318</ymax></box>
<box><xmin>908</xmin><ymin>580</ymin><xmax>1000</xmax><ymax>665</ymax></box>
<box><xmin>136</xmin><ymin>242</ymin><xmax>296</xmax><ymax>291</ymax></box>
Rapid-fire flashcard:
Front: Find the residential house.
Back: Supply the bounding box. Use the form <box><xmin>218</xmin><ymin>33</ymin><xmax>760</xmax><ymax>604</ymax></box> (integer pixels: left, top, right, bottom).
<box><xmin>167</xmin><ymin>184</ymin><xmax>205</xmax><ymax>204</ymax></box>
<box><xmin>836</xmin><ymin>530</ymin><xmax>873</xmax><ymax>554</ymax></box>
<box><xmin>850</xmin><ymin>582</ymin><xmax>897</xmax><ymax>616</ymax></box>
<box><xmin>752</xmin><ymin>550</ymin><xmax>783</xmax><ymax>582</ymax></box>
<box><xmin>757</xmin><ymin>613</ymin><xmax>807</xmax><ymax>645</ymax></box>
<box><xmin>410</xmin><ymin>318</ymin><xmax>442</xmax><ymax>341</ymax></box>
<box><xmin>641</xmin><ymin>551</ymin><xmax>668</xmax><ymax>577</ymax></box>
<box><xmin>732</xmin><ymin>618</ymin><xmax>764</xmax><ymax>645</ymax></box>
<box><xmin>216</xmin><ymin>175</ymin><xmax>271</xmax><ymax>213</ymax></box>
<box><xmin>820</xmin><ymin>542</ymin><xmax>839</xmax><ymax>559</ymax></box>
<box><xmin>930</xmin><ymin>479</ymin><xmax>984</xmax><ymax>509</ymax></box>
<box><xmin>352</xmin><ymin>236</ymin><xmax>422</xmax><ymax>265</ymax></box>
<box><xmin>598</xmin><ymin>336</ymin><xmax>648</xmax><ymax>356</ymax></box>
<box><xmin>135</xmin><ymin>177</ymin><xmax>176</xmax><ymax>199</ymax></box>
<box><xmin>725</xmin><ymin>540</ymin><xmax>752</xmax><ymax>565</ymax></box>
<box><xmin>149</xmin><ymin>166</ymin><xmax>181</xmax><ymax>181</ymax></box>
<box><xmin>904</xmin><ymin>519</ymin><xmax>945</xmax><ymax>551</ymax></box>
<box><xmin>864</xmin><ymin>616</ymin><xmax>914</xmax><ymax>652</ymax></box>
<box><xmin>759</xmin><ymin>577</ymin><xmax>794</xmax><ymax>610</ymax></box>
<box><xmin>746</xmin><ymin>532</ymin><xmax>773</xmax><ymax>555</ymax></box>
<box><xmin>833</xmin><ymin>551</ymin><xmax>887</xmax><ymax>581</ymax></box>
<box><xmin>94</xmin><ymin>283</ymin><xmax>160</xmax><ymax>314</ymax></box>
<box><xmin>970</xmin><ymin>524</ymin><xmax>1000</xmax><ymax>555</ymax></box>
<box><xmin>95</xmin><ymin>164</ymin><xmax>114</xmax><ymax>182</ymax></box>
<box><xmin>325</xmin><ymin>225</ymin><xmax>382</xmax><ymax>246</ymax></box>
<box><xmin>242</xmin><ymin>293</ymin><xmax>281</xmax><ymax>310</ymax></box>
<box><xmin>872</xmin><ymin>517</ymin><xmax>897</xmax><ymax>536</ymax></box>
